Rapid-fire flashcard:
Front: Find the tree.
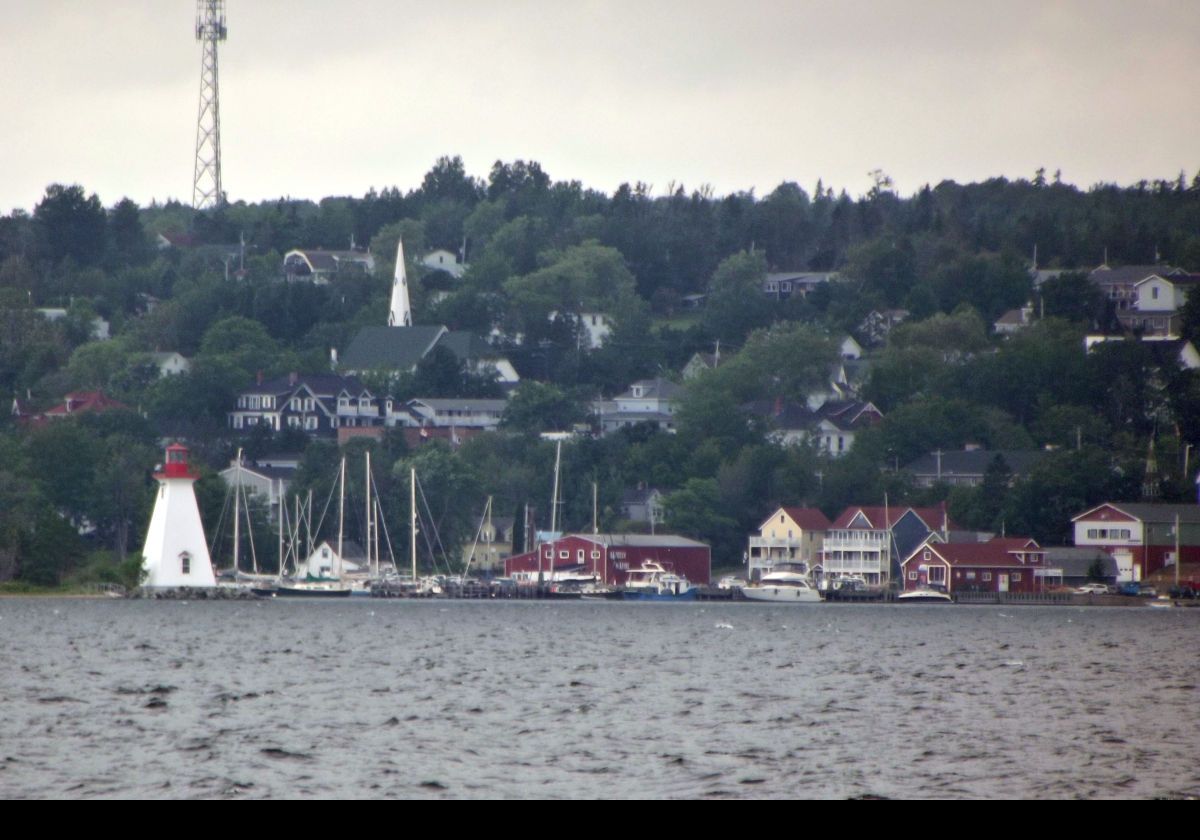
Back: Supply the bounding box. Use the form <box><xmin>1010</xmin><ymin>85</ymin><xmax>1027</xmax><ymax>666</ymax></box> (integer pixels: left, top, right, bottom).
<box><xmin>109</xmin><ymin>197</ymin><xmax>149</xmax><ymax>266</ymax></box>
<box><xmin>394</xmin><ymin>443</ymin><xmax>480</xmax><ymax>573</ymax></box>
<box><xmin>500</xmin><ymin>381</ymin><xmax>585</xmax><ymax>434</ymax></box>
<box><xmin>503</xmin><ymin>241</ymin><xmax>638</xmax><ymax>331</ymax></box>
<box><xmin>34</xmin><ymin>184</ymin><xmax>108</xmax><ymax>265</ymax></box>
<box><xmin>700</xmin><ymin>250</ymin><xmax>773</xmax><ymax>343</ymax></box>
<box><xmin>663</xmin><ymin>478</ymin><xmax>740</xmax><ymax>561</ymax></box>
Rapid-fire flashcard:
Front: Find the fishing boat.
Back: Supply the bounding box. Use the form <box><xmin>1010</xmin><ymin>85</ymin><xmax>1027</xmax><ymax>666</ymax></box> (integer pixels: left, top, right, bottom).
<box><xmin>741</xmin><ymin>567</ymin><xmax>822</xmax><ymax>603</ymax></box>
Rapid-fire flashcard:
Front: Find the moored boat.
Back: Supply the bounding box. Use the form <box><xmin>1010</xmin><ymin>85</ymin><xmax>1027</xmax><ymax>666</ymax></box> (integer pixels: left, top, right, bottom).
<box><xmin>741</xmin><ymin>569</ymin><xmax>822</xmax><ymax>603</ymax></box>
<box><xmin>897</xmin><ymin>586</ymin><xmax>953</xmax><ymax>603</ymax></box>
<box><xmin>619</xmin><ymin>561</ymin><xmax>696</xmax><ymax>601</ymax></box>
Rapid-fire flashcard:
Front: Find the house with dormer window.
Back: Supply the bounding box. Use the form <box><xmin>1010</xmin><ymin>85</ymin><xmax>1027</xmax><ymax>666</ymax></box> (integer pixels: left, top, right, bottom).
<box><xmin>229</xmin><ymin>373</ymin><xmax>382</xmax><ymax>437</ymax></box>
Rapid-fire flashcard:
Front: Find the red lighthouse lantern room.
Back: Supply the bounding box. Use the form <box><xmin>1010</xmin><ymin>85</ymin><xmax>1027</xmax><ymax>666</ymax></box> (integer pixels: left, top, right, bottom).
<box><xmin>159</xmin><ymin>443</ymin><xmax>197</xmax><ymax>480</ymax></box>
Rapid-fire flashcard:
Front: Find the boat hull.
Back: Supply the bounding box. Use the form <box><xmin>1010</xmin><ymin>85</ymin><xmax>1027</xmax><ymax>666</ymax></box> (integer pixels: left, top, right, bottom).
<box><xmin>897</xmin><ymin>590</ymin><xmax>953</xmax><ymax>603</ymax></box>
<box><xmin>621</xmin><ymin>589</ymin><xmax>698</xmax><ymax>602</ymax></box>
<box><xmin>742</xmin><ymin>585</ymin><xmax>822</xmax><ymax>603</ymax></box>
<box><xmin>271</xmin><ymin>583</ymin><xmax>353</xmax><ymax>598</ymax></box>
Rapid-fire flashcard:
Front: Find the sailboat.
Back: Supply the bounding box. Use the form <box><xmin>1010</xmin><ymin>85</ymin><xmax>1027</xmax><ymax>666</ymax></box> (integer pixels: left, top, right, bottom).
<box><xmin>216</xmin><ymin>450</ymin><xmax>279</xmax><ymax>592</ymax></box>
<box><xmin>272</xmin><ymin>458</ymin><xmax>353</xmax><ymax>597</ymax></box>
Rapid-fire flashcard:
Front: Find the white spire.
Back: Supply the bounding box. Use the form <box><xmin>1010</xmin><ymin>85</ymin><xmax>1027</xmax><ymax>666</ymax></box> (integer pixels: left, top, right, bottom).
<box><xmin>388</xmin><ymin>238</ymin><xmax>412</xmax><ymax>327</ymax></box>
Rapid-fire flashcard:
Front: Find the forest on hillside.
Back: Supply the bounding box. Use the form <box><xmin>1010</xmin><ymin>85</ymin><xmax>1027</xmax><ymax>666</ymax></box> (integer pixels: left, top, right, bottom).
<box><xmin>2</xmin><ymin>157</ymin><xmax>1199</xmax><ymax>587</ymax></box>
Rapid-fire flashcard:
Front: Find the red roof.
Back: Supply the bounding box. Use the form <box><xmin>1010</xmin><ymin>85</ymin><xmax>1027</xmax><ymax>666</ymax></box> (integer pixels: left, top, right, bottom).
<box><xmin>17</xmin><ymin>390</ymin><xmax>129</xmax><ymax>427</ymax></box>
<box><xmin>43</xmin><ymin>391</ymin><xmax>128</xmax><ymax>416</ymax></box>
<box><xmin>908</xmin><ymin>539</ymin><xmax>1043</xmax><ymax>568</ymax></box>
<box><xmin>831</xmin><ymin>505</ymin><xmax>957</xmax><ymax>531</ymax></box>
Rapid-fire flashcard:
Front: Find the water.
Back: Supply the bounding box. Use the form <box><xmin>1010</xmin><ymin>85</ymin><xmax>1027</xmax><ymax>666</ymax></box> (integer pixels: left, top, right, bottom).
<box><xmin>1</xmin><ymin>598</ymin><xmax>1197</xmax><ymax>799</ymax></box>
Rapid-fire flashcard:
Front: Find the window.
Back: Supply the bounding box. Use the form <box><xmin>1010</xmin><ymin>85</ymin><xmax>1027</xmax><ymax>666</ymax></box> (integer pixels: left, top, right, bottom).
<box><xmin>1012</xmin><ymin>573</ymin><xmax>1022</xmax><ymax>582</ymax></box>
<box><xmin>966</xmin><ymin>571</ymin><xmax>976</xmax><ymax>580</ymax></box>
<box><xmin>928</xmin><ymin>566</ymin><xmax>946</xmax><ymax>584</ymax></box>
<box><xmin>907</xmin><ymin>571</ymin><xmax>918</xmax><ymax>581</ymax></box>
<box><xmin>180</xmin><ymin>552</ymin><xmax>191</xmax><ymax>575</ymax></box>
<box><xmin>982</xmin><ymin>572</ymin><xmax>992</xmax><ymax>582</ymax></box>
<box><xmin>559</xmin><ymin>550</ymin><xmax>569</xmax><ymax>559</ymax></box>
<box><xmin>590</xmin><ymin>551</ymin><xmax>600</xmax><ymax>560</ymax></box>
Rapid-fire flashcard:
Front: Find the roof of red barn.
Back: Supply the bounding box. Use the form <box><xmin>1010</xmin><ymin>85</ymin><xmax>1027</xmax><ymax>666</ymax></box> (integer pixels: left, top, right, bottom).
<box><xmin>831</xmin><ymin>505</ymin><xmax>958</xmax><ymax>531</ymax></box>
<box><xmin>985</xmin><ymin>536</ymin><xmax>1040</xmax><ymax>551</ymax></box>
<box><xmin>773</xmin><ymin>507</ymin><xmax>833</xmax><ymax>531</ymax></box>
<box><xmin>910</xmin><ymin>539</ymin><xmax>1042</xmax><ymax>568</ymax></box>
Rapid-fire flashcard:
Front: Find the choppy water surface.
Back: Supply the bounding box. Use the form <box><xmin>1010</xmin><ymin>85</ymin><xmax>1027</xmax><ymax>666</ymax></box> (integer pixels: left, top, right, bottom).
<box><xmin>1</xmin><ymin>599</ymin><xmax>1197</xmax><ymax>799</ymax></box>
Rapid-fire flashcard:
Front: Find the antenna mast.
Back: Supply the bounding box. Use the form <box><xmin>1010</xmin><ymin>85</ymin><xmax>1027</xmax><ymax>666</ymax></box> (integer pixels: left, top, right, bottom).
<box><xmin>192</xmin><ymin>1</ymin><xmax>228</xmax><ymax>210</ymax></box>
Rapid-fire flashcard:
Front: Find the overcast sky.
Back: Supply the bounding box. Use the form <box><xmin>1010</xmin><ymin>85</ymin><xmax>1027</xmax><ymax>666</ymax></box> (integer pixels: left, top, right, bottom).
<box><xmin>2</xmin><ymin>1</ymin><xmax>1197</xmax><ymax>213</ymax></box>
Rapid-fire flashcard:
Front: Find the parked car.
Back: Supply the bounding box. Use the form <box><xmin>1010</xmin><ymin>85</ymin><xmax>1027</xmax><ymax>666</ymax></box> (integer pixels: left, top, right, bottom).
<box><xmin>1075</xmin><ymin>583</ymin><xmax>1110</xmax><ymax>595</ymax></box>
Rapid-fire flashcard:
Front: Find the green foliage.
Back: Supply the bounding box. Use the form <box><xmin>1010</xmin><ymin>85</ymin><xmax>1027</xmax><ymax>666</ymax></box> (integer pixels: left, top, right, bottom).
<box><xmin>663</xmin><ymin>478</ymin><xmax>741</xmax><ymax>561</ymax></box>
<box><xmin>34</xmin><ymin>184</ymin><xmax>108</xmax><ymax>266</ymax></box>
<box><xmin>503</xmin><ymin>241</ymin><xmax>638</xmax><ymax>330</ymax></box>
<box><xmin>394</xmin><ymin>442</ymin><xmax>481</xmax><ymax>573</ymax></box>
<box><xmin>501</xmin><ymin>382</ymin><xmax>586</xmax><ymax>434</ymax></box>
<box><xmin>701</xmin><ymin>250</ymin><xmax>773</xmax><ymax>343</ymax></box>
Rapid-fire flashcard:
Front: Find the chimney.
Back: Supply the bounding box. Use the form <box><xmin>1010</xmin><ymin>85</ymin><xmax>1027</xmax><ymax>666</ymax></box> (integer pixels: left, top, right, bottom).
<box><xmin>289</xmin><ymin>371</ymin><xmax>298</xmax><ymax>387</ymax></box>
<box><xmin>256</xmin><ymin>370</ymin><xmax>263</xmax><ymax>386</ymax></box>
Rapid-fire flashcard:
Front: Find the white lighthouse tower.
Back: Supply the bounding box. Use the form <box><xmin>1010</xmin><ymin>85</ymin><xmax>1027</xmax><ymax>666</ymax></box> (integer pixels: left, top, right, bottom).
<box><xmin>141</xmin><ymin>443</ymin><xmax>216</xmax><ymax>589</ymax></box>
<box><xmin>387</xmin><ymin>238</ymin><xmax>412</xmax><ymax>327</ymax></box>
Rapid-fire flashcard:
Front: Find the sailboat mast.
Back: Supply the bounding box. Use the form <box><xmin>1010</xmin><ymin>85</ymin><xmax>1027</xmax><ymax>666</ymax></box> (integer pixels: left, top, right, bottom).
<box><xmin>337</xmin><ymin>457</ymin><xmax>346</xmax><ymax>576</ymax></box>
<box><xmin>365</xmin><ymin>450</ymin><xmax>374</xmax><ymax>577</ymax></box>
<box><xmin>232</xmin><ymin>448</ymin><xmax>242</xmax><ymax>574</ymax></box>
<box><xmin>410</xmin><ymin>467</ymin><xmax>417</xmax><ymax>580</ymax></box>
<box><xmin>277</xmin><ymin>479</ymin><xmax>283</xmax><ymax>576</ymax></box>
<box><xmin>550</xmin><ymin>440</ymin><xmax>562</xmax><ymax>535</ymax></box>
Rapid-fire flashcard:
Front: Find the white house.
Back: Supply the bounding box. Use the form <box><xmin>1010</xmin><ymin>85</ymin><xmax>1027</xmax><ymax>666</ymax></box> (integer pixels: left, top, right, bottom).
<box><xmin>597</xmin><ymin>378</ymin><xmax>683</xmax><ymax>434</ymax></box>
<box><xmin>548</xmin><ymin>311</ymin><xmax>613</xmax><ymax>350</ymax></box>
<box><xmin>148</xmin><ymin>352</ymin><xmax>191</xmax><ymax>377</ymax></box>
<box><xmin>405</xmin><ymin>398</ymin><xmax>508</xmax><ymax>430</ymax></box>
<box><xmin>421</xmin><ymin>249</ymin><xmax>467</xmax><ymax>279</ymax></box>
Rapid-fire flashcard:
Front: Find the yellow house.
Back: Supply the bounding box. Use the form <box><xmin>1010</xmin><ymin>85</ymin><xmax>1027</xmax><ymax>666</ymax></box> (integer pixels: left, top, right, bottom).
<box><xmin>747</xmin><ymin>507</ymin><xmax>831</xmax><ymax>580</ymax></box>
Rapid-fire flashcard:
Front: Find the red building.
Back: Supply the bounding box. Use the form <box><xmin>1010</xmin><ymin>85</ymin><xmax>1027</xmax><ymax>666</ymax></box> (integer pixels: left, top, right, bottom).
<box><xmin>1072</xmin><ymin>503</ymin><xmax>1200</xmax><ymax>582</ymax></box>
<box><xmin>902</xmin><ymin>537</ymin><xmax>1046</xmax><ymax>594</ymax></box>
<box><xmin>505</xmin><ymin>533</ymin><xmax>711</xmax><ymax>586</ymax></box>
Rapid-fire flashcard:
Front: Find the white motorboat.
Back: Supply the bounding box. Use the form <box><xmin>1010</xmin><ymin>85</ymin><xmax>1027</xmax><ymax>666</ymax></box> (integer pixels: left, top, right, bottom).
<box><xmin>741</xmin><ymin>570</ymin><xmax>822</xmax><ymax>603</ymax></box>
<box><xmin>897</xmin><ymin>586</ymin><xmax>953</xmax><ymax>603</ymax></box>
<box><xmin>620</xmin><ymin>561</ymin><xmax>696</xmax><ymax>601</ymax></box>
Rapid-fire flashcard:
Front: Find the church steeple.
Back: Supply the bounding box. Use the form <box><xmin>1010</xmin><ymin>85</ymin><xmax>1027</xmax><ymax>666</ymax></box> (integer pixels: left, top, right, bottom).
<box><xmin>388</xmin><ymin>238</ymin><xmax>412</xmax><ymax>327</ymax></box>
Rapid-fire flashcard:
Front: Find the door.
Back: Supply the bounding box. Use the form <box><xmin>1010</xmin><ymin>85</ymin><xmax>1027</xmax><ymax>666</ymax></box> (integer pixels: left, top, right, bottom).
<box><xmin>998</xmin><ymin>573</ymin><xmax>1009</xmax><ymax>593</ymax></box>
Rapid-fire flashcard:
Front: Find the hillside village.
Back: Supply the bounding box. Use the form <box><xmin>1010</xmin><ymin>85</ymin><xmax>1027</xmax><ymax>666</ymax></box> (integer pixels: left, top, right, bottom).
<box><xmin>2</xmin><ymin>160</ymin><xmax>1200</xmax><ymax>591</ymax></box>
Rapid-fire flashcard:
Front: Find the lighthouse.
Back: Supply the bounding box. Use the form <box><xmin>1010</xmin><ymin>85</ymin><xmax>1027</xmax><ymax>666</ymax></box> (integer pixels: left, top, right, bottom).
<box><xmin>140</xmin><ymin>443</ymin><xmax>216</xmax><ymax>589</ymax></box>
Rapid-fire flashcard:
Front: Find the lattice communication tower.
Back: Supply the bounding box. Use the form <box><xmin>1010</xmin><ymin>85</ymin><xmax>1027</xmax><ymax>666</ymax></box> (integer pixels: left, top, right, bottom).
<box><xmin>192</xmin><ymin>1</ymin><xmax>228</xmax><ymax>210</ymax></box>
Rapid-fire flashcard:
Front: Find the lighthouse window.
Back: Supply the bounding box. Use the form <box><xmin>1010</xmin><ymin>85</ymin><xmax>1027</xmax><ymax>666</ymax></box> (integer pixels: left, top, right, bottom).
<box><xmin>180</xmin><ymin>552</ymin><xmax>191</xmax><ymax>575</ymax></box>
